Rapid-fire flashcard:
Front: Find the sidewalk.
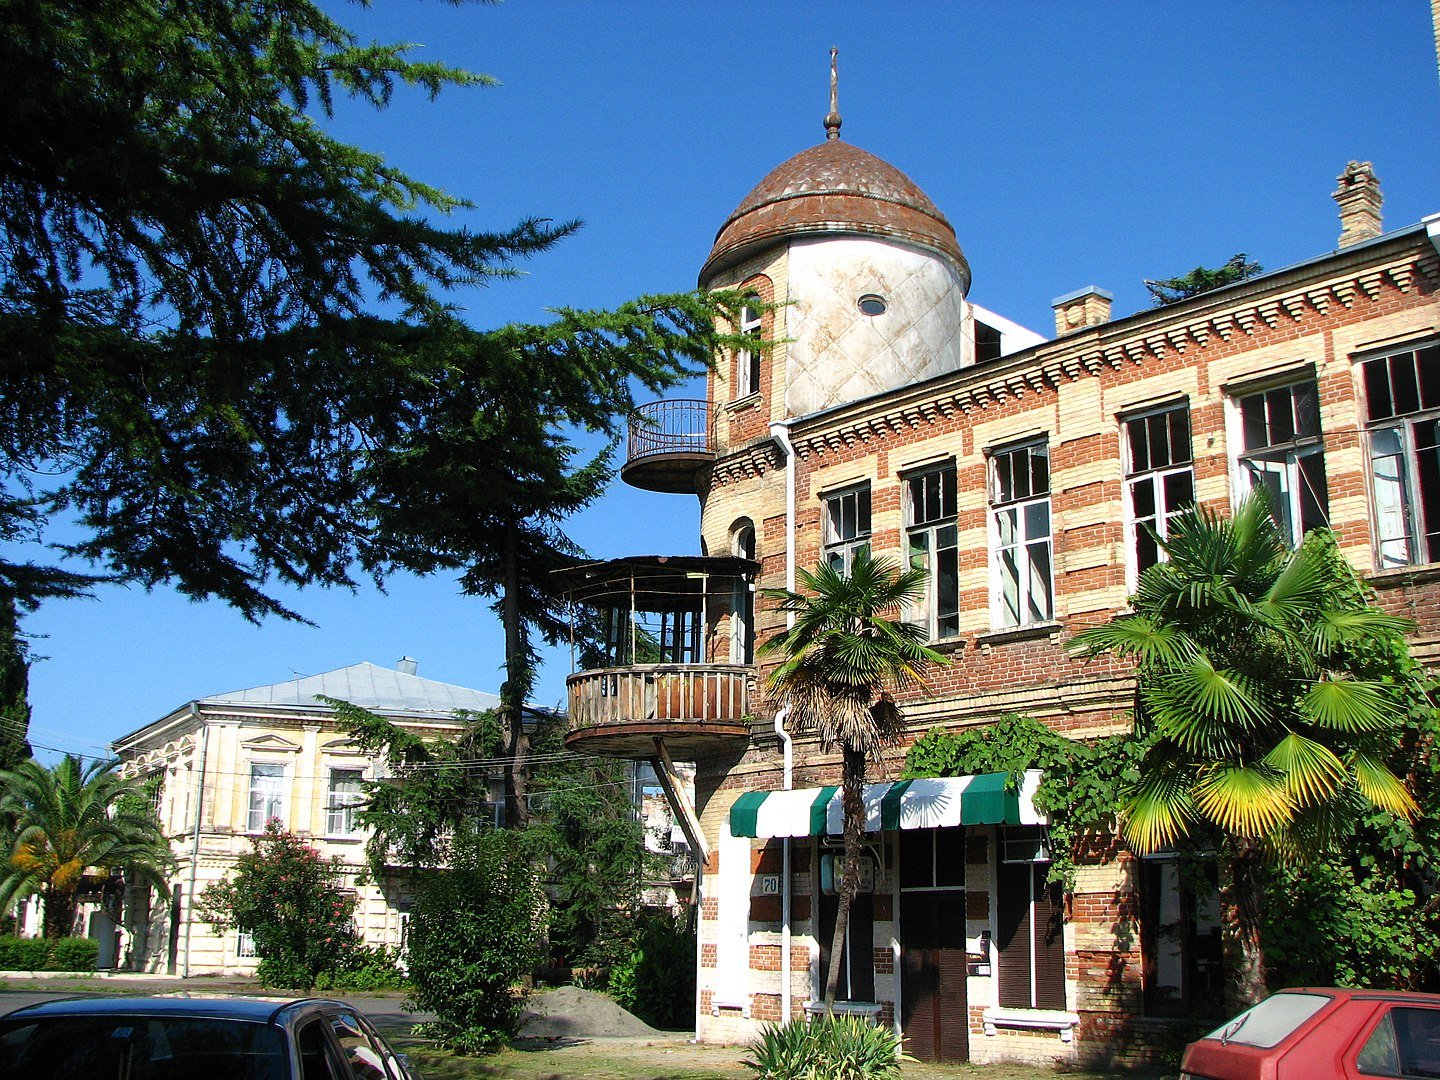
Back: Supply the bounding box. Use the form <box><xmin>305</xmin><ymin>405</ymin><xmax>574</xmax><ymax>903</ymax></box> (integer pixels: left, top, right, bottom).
<box><xmin>1</xmin><ymin>970</ymin><xmax>273</xmax><ymax>991</ymax></box>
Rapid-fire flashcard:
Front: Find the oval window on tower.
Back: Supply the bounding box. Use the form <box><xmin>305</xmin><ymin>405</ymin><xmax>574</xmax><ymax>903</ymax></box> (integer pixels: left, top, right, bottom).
<box><xmin>857</xmin><ymin>294</ymin><xmax>887</xmax><ymax>316</ymax></box>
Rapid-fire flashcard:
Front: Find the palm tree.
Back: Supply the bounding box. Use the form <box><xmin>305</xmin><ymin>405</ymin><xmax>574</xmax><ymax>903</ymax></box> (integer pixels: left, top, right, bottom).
<box><xmin>1072</xmin><ymin>491</ymin><xmax>1420</xmax><ymax>1008</ymax></box>
<box><xmin>0</xmin><ymin>756</ymin><xmax>171</xmax><ymax>939</ymax></box>
<box><xmin>762</xmin><ymin>550</ymin><xmax>946</xmax><ymax>1011</ymax></box>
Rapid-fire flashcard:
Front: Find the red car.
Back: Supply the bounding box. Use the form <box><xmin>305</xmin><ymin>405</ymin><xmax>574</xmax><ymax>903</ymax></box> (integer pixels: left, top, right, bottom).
<box><xmin>1180</xmin><ymin>987</ymin><xmax>1440</xmax><ymax>1079</ymax></box>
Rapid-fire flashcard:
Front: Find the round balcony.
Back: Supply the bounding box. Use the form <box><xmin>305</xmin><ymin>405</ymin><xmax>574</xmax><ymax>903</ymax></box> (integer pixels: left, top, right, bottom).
<box><xmin>565</xmin><ymin>664</ymin><xmax>752</xmax><ymax>758</ymax></box>
<box><xmin>554</xmin><ymin>554</ymin><xmax>759</xmax><ymax>760</ymax></box>
<box><xmin>621</xmin><ymin>399</ymin><xmax>714</xmax><ymax>494</ymax></box>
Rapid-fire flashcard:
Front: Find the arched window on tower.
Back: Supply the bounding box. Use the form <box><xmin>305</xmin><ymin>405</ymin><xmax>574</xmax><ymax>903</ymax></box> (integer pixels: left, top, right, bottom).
<box><xmin>730</xmin><ymin>521</ymin><xmax>757</xmax><ymax>664</ymax></box>
<box><xmin>736</xmin><ymin>298</ymin><xmax>762</xmax><ymax>399</ymax></box>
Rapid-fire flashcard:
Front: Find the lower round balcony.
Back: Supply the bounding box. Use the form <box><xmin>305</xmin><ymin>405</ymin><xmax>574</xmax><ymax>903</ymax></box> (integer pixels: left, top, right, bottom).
<box><xmin>565</xmin><ymin>664</ymin><xmax>752</xmax><ymax>759</ymax></box>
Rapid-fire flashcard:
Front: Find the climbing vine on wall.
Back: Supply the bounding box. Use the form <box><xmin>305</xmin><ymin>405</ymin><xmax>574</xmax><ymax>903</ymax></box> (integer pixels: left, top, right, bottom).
<box><xmin>901</xmin><ymin>713</ymin><xmax>1151</xmax><ymax>886</ymax></box>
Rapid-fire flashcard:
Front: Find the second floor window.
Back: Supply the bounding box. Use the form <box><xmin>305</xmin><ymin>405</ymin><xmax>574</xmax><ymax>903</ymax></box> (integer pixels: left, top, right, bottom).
<box><xmin>327</xmin><ymin>768</ymin><xmax>365</xmax><ymax>836</ymax></box>
<box><xmin>990</xmin><ymin>441</ymin><xmax>1052</xmax><ymax>628</ymax></box>
<box><xmin>247</xmin><ymin>763</ymin><xmax>285</xmax><ymax>832</ymax></box>
<box><xmin>737</xmin><ymin>299</ymin><xmax>762</xmax><ymax>398</ymax></box>
<box><xmin>823</xmin><ymin>485</ymin><xmax>871</xmax><ymax>573</ymax></box>
<box><xmin>1233</xmin><ymin>380</ymin><xmax>1329</xmax><ymax>547</ymax></box>
<box><xmin>1362</xmin><ymin>339</ymin><xmax>1440</xmax><ymax>569</ymax></box>
<box><xmin>1124</xmin><ymin>405</ymin><xmax>1194</xmax><ymax>581</ymax></box>
<box><xmin>905</xmin><ymin>465</ymin><xmax>960</xmax><ymax>639</ymax></box>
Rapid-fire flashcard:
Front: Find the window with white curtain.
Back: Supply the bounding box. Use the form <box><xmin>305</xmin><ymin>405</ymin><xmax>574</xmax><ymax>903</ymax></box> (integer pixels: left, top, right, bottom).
<box><xmin>246</xmin><ymin>763</ymin><xmax>285</xmax><ymax>832</ymax></box>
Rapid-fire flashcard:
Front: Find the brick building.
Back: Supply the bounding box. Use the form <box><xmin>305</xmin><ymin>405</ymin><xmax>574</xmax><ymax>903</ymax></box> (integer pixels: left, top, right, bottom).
<box><xmin>556</xmin><ymin>102</ymin><xmax>1440</xmax><ymax>1066</ymax></box>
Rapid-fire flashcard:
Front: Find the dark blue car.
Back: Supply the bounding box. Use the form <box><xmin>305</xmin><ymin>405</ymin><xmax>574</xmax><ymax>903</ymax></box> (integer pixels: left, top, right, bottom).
<box><xmin>0</xmin><ymin>994</ymin><xmax>419</xmax><ymax>1080</ymax></box>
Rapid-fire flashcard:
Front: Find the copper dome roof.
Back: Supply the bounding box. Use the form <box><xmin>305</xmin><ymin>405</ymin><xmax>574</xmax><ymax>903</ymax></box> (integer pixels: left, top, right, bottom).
<box><xmin>700</xmin><ymin>139</ymin><xmax>970</xmax><ymax>292</ymax></box>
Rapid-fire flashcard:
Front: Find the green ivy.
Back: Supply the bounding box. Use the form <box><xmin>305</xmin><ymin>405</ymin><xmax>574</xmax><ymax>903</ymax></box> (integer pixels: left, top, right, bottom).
<box><xmin>902</xmin><ymin>714</ymin><xmax>1152</xmax><ymax>886</ymax></box>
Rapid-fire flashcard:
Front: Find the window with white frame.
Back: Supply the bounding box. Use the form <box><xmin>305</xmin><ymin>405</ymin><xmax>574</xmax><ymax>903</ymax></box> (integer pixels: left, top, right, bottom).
<box><xmin>905</xmin><ymin>464</ymin><xmax>960</xmax><ymax>639</ymax></box>
<box><xmin>823</xmin><ymin>485</ymin><xmax>871</xmax><ymax>573</ymax></box>
<box><xmin>246</xmin><ymin>762</ymin><xmax>286</xmax><ymax>832</ymax></box>
<box><xmin>236</xmin><ymin>930</ymin><xmax>258</xmax><ymax>958</ymax></box>
<box><xmin>736</xmin><ymin>298</ymin><xmax>762</xmax><ymax>398</ymax></box>
<box><xmin>327</xmin><ymin>768</ymin><xmax>365</xmax><ymax>836</ymax></box>
<box><xmin>1124</xmin><ymin>405</ymin><xmax>1195</xmax><ymax>581</ymax></box>
<box><xmin>1360</xmin><ymin>339</ymin><xmax>1440</xmax><ymax>569</ymax></box>
<box><xmin>1233</xmin><ymin>380</ymin><xmax>1329</xmax><ymax>547</ymax></box>
<box><xmin>989</xmin><ymin>441</ymin><xmax>1053</xmax><ymax>628</ymax></box>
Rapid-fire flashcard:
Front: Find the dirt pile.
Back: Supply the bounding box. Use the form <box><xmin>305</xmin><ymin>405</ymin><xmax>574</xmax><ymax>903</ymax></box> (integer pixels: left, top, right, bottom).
<box><xmin>518</xmin><ymin>985</ymin><xmax>668</xmax><ymax>1039</ymax></box>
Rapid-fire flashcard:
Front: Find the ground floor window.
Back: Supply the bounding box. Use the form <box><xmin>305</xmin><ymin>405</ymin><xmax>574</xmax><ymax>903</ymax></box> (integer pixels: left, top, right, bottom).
<box><xmin>1138</xmin><ymin>857</ymin><xmax>1223</xmax><ymax>1016</ymax></box>
<box><xmin>817</xmin><ymin>889</ymin><xmax>875</xmax><ymax>1003</ymax></box>
<box><xmin>995</xmin><ymin>844</ymin><xmax>1065</xmax><ymax>1011</ymax></box>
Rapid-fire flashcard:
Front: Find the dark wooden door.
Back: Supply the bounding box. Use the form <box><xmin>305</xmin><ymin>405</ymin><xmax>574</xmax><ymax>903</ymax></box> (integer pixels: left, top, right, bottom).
<box><xmin>900</xmin><ymin>891</ymin><xmax>969</xmax><ymax>1062</ymax></box>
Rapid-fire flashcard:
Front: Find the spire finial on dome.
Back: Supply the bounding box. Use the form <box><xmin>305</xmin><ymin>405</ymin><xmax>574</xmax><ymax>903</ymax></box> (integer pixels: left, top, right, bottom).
<box><xmin>824</xmin><ymin>47</ymin><xmax>842</xmax><ymax>140</ymax></box>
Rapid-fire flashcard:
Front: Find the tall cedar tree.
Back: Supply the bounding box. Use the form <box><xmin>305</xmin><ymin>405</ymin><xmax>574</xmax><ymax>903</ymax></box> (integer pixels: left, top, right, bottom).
<box><xmin>0</xmin><ymin>591</ymin><xmax>32</xmax><ymax>769</ymax></box>
<box><xmin>363</xmin><ymin>302</ymin><xmax>747</xmax><ymax>828</ymax></box>
<box><xmin>1</xmin><ymin>0</ymin><xmax>745</xmax><ymax>656</ymax></box>
<box><xmin>0</xmin><ymin>0</ymin><xmax>562</xmax><ymax>619</ymax></box>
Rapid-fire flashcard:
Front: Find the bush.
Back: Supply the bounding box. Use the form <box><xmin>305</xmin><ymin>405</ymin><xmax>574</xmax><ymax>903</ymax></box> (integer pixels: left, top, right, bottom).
<box><xmin>406</xmin><ymin>828</ymin><xmax>546</xmax><ymax>1053</ymax></box>
<box><xmin>198</xmin><ymin>821</ymin><xmax>359</xmax><ymax>990</ymax></box>
<box><xmin>314</xmin><ymin>944</ymin><xmax>408</xmax><ymax>992</ymax></box>
<box><xmin>744</xmin><ymin>1016</ymin><xmax>903</xmax><ymax>1080</ymax></box>
<box><xmin>0</xmin><ymin>935</ymin><xmax>54</xmax><ymax>971</ymax></box>
<box><xmin>47</xmin><ymin>936</ymin><xmax>99</xmax><ymax>971</ymax></box>
<box><xmin>610</xmin><ymin>914</ymin><xmax>695</xmax><ymax>1030</ymax></box>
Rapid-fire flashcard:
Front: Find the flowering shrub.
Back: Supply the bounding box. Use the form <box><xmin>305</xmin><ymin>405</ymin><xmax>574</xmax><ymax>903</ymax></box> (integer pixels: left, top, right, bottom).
<box><xmin>199</xmin><ymin>821</ymin><xmax>360</xmax><ymax>989</ymax></box>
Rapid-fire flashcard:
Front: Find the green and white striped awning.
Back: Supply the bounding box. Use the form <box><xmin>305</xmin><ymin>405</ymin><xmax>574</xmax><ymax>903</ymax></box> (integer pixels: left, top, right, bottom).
<box><xmin>728</xmin><ymin>771</ymin><xmax>1044</xmax><ymax>838</ymax></box>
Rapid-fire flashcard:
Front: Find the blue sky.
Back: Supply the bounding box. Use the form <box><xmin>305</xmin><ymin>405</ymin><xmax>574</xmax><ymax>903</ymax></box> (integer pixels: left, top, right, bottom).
<box><xmin>20</xmin><ymin>1</ymin><xmax>1440</xmax><ymax>759</ymax></box>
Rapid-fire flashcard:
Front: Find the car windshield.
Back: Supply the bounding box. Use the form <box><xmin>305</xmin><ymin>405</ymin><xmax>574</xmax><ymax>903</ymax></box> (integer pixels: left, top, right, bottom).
<box><xmin>0</xmin><ymin>1014</ymin><xmax>289</xmax><ymax>1080</ymax></box>
<box><xmin>1202</xmin><ymin>992</ymin><xmax>1332</xmax><ymax>1049</ymax></box>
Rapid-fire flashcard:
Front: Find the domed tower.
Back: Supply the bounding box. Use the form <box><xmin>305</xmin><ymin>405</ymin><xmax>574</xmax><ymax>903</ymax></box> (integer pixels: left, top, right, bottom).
<box><xmin>700</xmin><ymin>116</ymin><xmax>972</xmax><ymax>424</ymax></box>
<box><xmin>621</xmin><ymin>68</ymin><xmax>982</xmax><ymax>496</ymax></box>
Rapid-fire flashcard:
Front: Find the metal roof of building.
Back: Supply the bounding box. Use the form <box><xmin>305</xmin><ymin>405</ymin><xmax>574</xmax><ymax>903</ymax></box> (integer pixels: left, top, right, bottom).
<box><xmin>199</xmin><ymin>661</ymin><xmax>501</xmax><ymax>717</ymax></box>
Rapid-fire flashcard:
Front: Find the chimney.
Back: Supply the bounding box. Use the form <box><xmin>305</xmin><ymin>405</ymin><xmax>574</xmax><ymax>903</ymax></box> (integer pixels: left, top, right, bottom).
<box><xmin>1333</xmin><ymin>161</ymin><xmax>1383</xmax><ymax>247</ymax></box>
<box><xmin>1051</xmin><ymin>286</ymin><xmax>1113</xmax><ymax>337</ymax></box>
<box><xmin>396</xmin><ymin>656</ymin><xmax>418</xmax><ymax>676</ymax></box>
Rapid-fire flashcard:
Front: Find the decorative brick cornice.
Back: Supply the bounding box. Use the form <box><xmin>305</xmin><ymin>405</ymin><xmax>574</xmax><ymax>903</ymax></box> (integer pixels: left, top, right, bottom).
<box><xmin>710</xmin><ymin>437</ymin><xmax>782</xmax><ymax>486</ymax></box>
<box><xmin>789</xmin><ymin>239</ymin><xmax>1437</xmax><ymax>459</ymax></box>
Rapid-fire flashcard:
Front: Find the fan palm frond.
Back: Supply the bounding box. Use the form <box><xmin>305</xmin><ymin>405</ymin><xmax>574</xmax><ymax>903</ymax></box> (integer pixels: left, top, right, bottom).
<box><xmin>1348</xmin><ymin>751</ymin><xmax>1420</xmax><ymax>818</ymax></box>
<box><xmin>1301</xmin><ymin>677</ymin><xmax>1406</xmax><ymax>733</ymax></box>
<box><xmin>1263</xmin><ymin>731</ymin><xmax>1348</xmax><ymax>807</ymax></box>
<box><xmin>1119</xmin><ymin>758</ymin><xmax>1196</xmax><ymax>853</ymax></box>
<box><xmin>1310</xmin><ymin>607</ymin><xmax>1415</xmax><ymax>655</ymax></box>
<box><xmin>1191</xmin><ymin>763</ymin><xmax>1295</xmax><ymax>838</ymax></box>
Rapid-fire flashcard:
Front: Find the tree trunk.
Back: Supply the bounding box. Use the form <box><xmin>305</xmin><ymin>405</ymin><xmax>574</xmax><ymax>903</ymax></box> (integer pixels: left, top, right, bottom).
<box><xmin>43</xmin><ymin>886</ymin><xmax>76</xmax><ymax>939</ymax></box>
<box><xmin>824</xmin><ymin>744</ymin><xmax>867</xmax><ymax>1013</ymax></box>
<box><xmin>1220</xmin><ymin>843</ymin><xmax>1267</xmax><ymax>1011</ymax></box>
<box><xmin>501</xmin><ymin>518</ymin><xmax>530</xmax><ymax>831</ymax></box>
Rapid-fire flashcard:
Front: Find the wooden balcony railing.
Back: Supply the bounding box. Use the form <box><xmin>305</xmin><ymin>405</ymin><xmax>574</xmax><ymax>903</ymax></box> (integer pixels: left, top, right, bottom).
<box><xmin>565</xmin><ymin>663</ymin><xmax>751</xmax><ymax>758</ymax></box>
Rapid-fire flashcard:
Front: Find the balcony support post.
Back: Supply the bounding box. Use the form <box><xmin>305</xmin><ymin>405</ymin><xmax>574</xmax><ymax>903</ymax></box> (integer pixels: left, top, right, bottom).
<box><xmin>650</xmin><ymin>737</ymin><xmax>709</xmax><ymax>868</ymax></box>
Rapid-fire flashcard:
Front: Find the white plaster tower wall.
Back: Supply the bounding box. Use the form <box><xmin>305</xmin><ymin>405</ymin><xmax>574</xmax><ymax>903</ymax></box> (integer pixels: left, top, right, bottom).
<box><xmin>784</xmin><ymin>235</ymin><xmax>969</xmax><ymax>417</ymax></box>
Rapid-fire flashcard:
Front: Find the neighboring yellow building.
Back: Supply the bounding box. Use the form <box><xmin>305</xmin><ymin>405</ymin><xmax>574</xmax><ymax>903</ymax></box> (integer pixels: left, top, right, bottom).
<box><xmin>111</xmin><ymin>660</ymin><xmax>502</xmax><ymax>976</ymax></box>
